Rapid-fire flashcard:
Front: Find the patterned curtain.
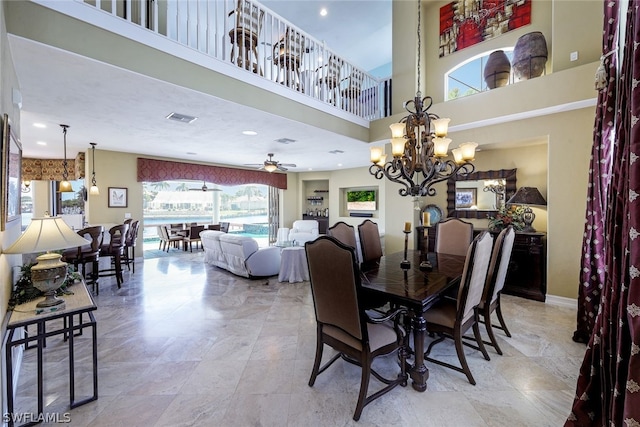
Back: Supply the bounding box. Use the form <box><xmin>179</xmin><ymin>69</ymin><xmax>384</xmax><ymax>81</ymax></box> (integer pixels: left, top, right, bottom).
<box><xmin>573</xmin><ymin>0</ymin><xmax>618</xmax><ymax>343</ymax></box>
<box><xmin>268</xmin><ymin>186</ymin><xmax>279</xmax><ymax>244</ymax></box>
<box><xmin>567</xmin><ymin>1</ymin><xmax>640</xmax><ymax>424</ymax></box>
<box><xmin>137</xmin><ymin>158</ymin><xmax>287</xmax><ymax>189</ymax></box>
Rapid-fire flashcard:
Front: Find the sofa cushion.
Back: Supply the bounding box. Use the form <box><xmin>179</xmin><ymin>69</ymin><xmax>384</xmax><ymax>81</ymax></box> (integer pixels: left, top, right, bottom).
<box><xmin>219</xmin><ymin>234</ymin><xmax>259</xmax><ymax>277</ymax></box>
<box><xmin>200</xmin><ymin>230</ymin><xmax>227</xmax><ymax>267</ymax></box>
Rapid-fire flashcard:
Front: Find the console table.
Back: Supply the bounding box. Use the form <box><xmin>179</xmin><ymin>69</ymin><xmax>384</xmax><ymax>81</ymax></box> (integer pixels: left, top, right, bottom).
<box><xmin>302</xmin><ymin>214</ymin><xmax>329</xmax><ymax>234</ymax></box>
<box><xmin>3</xmin><ymin>281</ymin><xmax>98</xmax><ymax>427</ymax></box>
<box><xmin>416</xmin><ymin>226</ymin><xmax>547</xmax><ymax>301</ymax></box>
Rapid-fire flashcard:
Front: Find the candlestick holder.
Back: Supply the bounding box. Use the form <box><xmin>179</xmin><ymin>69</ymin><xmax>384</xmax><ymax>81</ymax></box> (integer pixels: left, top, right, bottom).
<box><xmin>401</xmin><ymin>230</ymin><xmax>411</xmax><ymax>269</ymax></box>
<box><xmin>419</xmin><ymin>227</ymin><xmax>432</xmax><ymax>271</ymax></box>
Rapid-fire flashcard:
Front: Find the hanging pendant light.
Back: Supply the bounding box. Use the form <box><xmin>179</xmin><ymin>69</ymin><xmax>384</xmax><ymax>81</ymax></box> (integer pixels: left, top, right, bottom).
<box><xmin>59</xmin><ymin>124</ymin><xmax>73</xmax><ymax>193</ymax></box>
<box><xmin>368</xmin><ymin>0</ymin><xmax>476</xmax><ymax>197</ymax></box>
<box><xmin>89</xmin><ymin>142</ymin><xmax>100</xmax><ymax>196</ymax></box>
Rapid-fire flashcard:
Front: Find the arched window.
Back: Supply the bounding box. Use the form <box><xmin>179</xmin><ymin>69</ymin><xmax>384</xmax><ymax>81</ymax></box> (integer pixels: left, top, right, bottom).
<box><xmin>445</xmin><ymin>48</ymin><xmax>514</xmax><ymax>101</ymax></box>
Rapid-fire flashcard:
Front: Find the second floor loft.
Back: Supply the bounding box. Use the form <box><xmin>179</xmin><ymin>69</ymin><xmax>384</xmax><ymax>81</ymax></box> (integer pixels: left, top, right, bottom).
<box><xmin>53</xmin><ymin>0</ymin><xmax>392</xmax><ymax>122</ymax></box>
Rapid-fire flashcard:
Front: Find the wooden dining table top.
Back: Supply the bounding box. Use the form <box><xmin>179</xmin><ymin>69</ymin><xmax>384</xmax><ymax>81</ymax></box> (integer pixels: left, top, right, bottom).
<box><xmin>360</xmin><ymin>250</ymin><xmax>465</xmax><ymax>311</ymax></box>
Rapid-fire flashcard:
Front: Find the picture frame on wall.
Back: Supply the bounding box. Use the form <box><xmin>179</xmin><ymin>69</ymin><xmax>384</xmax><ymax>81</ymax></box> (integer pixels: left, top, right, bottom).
<box><xmin>455</xmin><ymin>187</ymin><xmax>477</xmax><ymax>209</ymax></box>
<box><xmin>2</xmin><ymin>113</ymin><xmax>22</xmax><ymax>231</ymax></box>
<box><xmin>108</xmin><ymin>187</ymin><xmax>128</xmax><ymax>208</ymax></box>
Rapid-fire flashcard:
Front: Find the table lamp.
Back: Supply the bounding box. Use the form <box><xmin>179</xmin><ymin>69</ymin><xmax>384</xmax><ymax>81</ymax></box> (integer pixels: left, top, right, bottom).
<box><xmin>506</xmin><ymin>187</ymin><xmax>547</xmax><ymax>232</ymax></box>
<box><xmin>4</xmin><ymin>216</ymin><xmax>90</xmax><ymax>309</ymax></box>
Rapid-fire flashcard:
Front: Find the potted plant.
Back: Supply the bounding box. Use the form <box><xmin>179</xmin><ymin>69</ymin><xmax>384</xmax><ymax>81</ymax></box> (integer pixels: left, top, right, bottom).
<box><xmin>488</xmin><ymin>205</ymin><xmax>525</xmax><ymax>232</ymax></box>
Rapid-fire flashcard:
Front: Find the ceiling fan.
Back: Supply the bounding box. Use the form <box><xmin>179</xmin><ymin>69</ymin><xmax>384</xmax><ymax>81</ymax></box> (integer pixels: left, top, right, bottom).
<box><xmin>188</xmin><ymin>181</ymin><xmax>221</xmax><ymax>192</ymax></box>
<box><xmin>244</xmin><ymin>153</ymin><xmax>296</xmax><ymax>172</ymax></box>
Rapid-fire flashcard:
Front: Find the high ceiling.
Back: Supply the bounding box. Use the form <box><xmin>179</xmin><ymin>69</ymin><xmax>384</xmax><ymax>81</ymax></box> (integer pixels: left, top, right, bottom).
<box><xmin>8</xmin><ymin>0</ymin><xmax>392</xmax><ymax>175</ymax></box>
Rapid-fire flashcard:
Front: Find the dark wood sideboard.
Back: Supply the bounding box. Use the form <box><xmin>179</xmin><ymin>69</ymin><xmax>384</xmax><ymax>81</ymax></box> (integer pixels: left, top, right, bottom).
<box><xmin>416</xmin><ymin>226</ymin><xmax>547</xmax><ymax>301</ymax></box>
<box><xmin>302</xmin><ymin>214</ymin><xmax>329</xmax><ymax>234</ymax></box>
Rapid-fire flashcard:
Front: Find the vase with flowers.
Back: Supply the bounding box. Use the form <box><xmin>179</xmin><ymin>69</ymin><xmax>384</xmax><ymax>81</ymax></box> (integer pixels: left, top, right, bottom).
<box><xmin>488</xmin><ymin>205</ymin><xmax>526</xmax><ymax>232</ymax></box>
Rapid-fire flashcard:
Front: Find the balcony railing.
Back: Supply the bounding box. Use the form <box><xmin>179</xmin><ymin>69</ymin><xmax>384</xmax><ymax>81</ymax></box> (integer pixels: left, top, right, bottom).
<box><xmin>78</xmin><ymin>0</ymin><xmax>388</xmax><ymax>120</ymax></box>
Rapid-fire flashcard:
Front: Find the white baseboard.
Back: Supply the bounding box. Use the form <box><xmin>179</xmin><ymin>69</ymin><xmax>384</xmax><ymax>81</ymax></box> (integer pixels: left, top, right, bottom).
<box><xmin>545</xmin><ymin>294</ymin><xmax>577</xmax><ymax>309</ymax></box>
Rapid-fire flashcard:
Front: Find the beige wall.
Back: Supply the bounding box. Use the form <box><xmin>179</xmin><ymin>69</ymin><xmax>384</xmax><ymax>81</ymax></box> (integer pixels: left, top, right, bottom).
<box><xmin>1</xmin><ymin>0</ymin><xmax>23</xmax><ymax>333</ymax></box>
<box><xmin>421</xmin><ymin>0</ymin><xmax>601</xmax><ymax>104</ymax></box>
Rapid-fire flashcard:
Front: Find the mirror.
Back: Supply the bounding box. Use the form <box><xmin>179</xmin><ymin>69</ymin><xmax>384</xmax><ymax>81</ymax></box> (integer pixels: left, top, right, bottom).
<box><xmin>446</xmin><ymin>168</ymin><xmax>517</xmax><ymax>219</ymax></box>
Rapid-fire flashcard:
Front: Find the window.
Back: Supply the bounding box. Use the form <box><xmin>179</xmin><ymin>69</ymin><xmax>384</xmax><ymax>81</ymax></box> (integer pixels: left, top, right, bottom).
<box><xmin>446</xmin><ymin>48</ymin><xmax>514</xmax><ymax>101</ymax></box>
<box><xmin>142</xmin><ymin>181</ymin><xmax>269</xmax><ymax>245</ymax></box>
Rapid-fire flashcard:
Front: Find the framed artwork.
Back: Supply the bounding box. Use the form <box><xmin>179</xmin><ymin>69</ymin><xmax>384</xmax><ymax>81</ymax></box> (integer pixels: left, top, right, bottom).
<box><xmin>455</xmin><ymin>188</ymin><xmax>477</xmax><ymax>209</ymax></box>
<box><xmin>439</xmin><ymin>0</ymin><xmax>532</xmax><ymax>57</ymax></box>
<box><xmin>108</xmin><ymin>187</ymin><xmax>128</xmax><ymax>208</ymax></box>
<box><xmin>2</xmin><ymin>113</ymin><xmax>22</xmax><ymax>231</ymax></box>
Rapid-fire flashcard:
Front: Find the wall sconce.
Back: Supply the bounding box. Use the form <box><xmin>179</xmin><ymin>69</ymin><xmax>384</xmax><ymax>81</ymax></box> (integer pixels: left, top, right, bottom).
<box><xmin>59</xmin><ymin>124</ymin><xmax>73</xmax><ymax>192</ymax></box>
<box><xmin>89</xmin><ymin>142</ymin><xmax>99</xmax><ymax>196</ymax></box>
<box><xmin>21</xmin><ymin>180</ymin><xmax>31</xmax><ymax>193</ymax></box>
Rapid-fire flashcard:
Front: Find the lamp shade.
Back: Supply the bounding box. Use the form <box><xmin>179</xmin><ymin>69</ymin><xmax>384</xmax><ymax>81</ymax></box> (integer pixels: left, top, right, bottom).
<box><xmin>506</xmin><ymin>187</ymin><xmax>547</xmax><ymax>206</ymax></box>
<box><xmin>263</xmin><ymin>163</ymin><xmax>278</xmax><ymax>173</ymax></box>
<box><xmin>4</xmin><ymin>216</ymin><xmax>90</xmax><ymax>254</ymax></box>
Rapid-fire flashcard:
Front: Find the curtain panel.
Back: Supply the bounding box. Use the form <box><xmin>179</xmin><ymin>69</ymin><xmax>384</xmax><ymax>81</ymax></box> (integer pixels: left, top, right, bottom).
<box><xmin>567</xmin><ymin>0</ymin><xmax>640</xmax><ymax>424</ymax></box>
<box><xmin>573</xmin><ymin>0</ymin><xmax>618</xmax><ymax>343</ymax></box>
<box><xmin>137</xmin><ymin>158</ymin><xmax>287</xmax><ymax>189</ymax></box>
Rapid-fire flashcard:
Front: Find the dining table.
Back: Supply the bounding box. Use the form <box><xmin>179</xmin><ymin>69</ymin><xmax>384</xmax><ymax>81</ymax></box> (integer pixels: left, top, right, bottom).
<box><xmin>360</xmin><ymin>250</ymin><xmax>466</xmax><ymax>392</ymax></box>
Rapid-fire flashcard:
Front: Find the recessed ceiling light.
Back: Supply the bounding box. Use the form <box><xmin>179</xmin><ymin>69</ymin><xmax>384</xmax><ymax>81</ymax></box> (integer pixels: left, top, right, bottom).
<box><xmin>320</xmin><ymin>8</ymin><xmax>327</xmax><ymax>16</ymax></box>
<box><xmin>242</xmin><ymin>130</ymin><xmax>258</xmax><ymax>136</ymax></box>
<box><xmin>337</xmin><ymin>163</ymin><xmax>343</xmax><ymax>167</ymax></box>
<box><xmin>36</xmin><ymin>141</ymin><xmax>47</xmax><ymax>146</ymax></box>
<box><xmin>33</xmin><ymin>123</ymin><xmax>46</xmax><ymax>128</ymax></box>
<box><xmin>186</xmin><ymin>152</ymin><xmax>197</xmax><ymax>155</ymax></box>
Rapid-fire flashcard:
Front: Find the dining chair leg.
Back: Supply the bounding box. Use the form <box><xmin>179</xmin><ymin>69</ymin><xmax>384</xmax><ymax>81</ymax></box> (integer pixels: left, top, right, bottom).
<box><xmin>483</xmin><ymin>307</ymin><xmax>503</xmax><ymax>355</ymax></box>
<box><xmin>353</xmin><ymin>357</ymin><xmax>371</xmax><ymax>421</ymax></box>
<box><xmin>494</xmin><ymin>299</ymin><xmax>512</xmax><ymax>337</ymax></box>
<box><xmin>472</xmin><ymin>321</ymin><xmax>491</xmax><ymax>361</ymax></box>
<box><xmin>453</xmin><ymin>329</ymin><xmax>476</xmax><ymax>386</ymax></box>
<box><xmin>308</xmin><ymin>333</ymin><xmax>324</xmax><ymax>387</ymax></box>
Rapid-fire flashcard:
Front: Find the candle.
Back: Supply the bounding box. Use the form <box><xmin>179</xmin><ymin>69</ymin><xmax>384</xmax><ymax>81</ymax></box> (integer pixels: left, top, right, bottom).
<box><xmin>404</xmin><ymin>222</ymin><xmax>411</xmax><ymax>232</ymax></box>
<box><xmin>422</xmin><ymin>212</ymin><xmax>431</xmax><ymax>227</ymax></box>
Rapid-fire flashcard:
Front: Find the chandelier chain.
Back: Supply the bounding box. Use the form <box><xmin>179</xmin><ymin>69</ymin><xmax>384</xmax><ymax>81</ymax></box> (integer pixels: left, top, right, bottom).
<box><xmin>417</xmin><ymin>0</ymin><xmax>421</xmax><ymax>95</ymax></box>
<box><xmin>61</xmin><ymin>125</ymin><xmax>69</xmax><ymax>181</ymax></box>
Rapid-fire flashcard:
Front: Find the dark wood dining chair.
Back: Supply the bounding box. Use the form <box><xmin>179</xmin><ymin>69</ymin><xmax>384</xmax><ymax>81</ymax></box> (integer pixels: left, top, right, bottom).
<box><xmin>478</xmin><ymin>226</ymin><xmax>516</xmax><ymax>355</ymax></box>
<box><xmin>219</xmin><ymin>222</ymin><xmax>230</xmax><ymax>233</ymax></box>
<box><xmin>327</xmin><ymin>221</ymin><xmax>357</xmax><ymax>249</ymax></box>
<box><xmin>158</xmin><ymin>225</ymin><xmax>183</xmax><ymax>252</ymax></box>
<box><xmin>305</xmin><ymin>236</ymin><xmax>407</xmax><ymax>421</ymax></box>
<box><xmin>424</xmin><ymin>231</ymin><xmax>493</xmax><ymax>385</ymax></box>
<box><xmin>184</xmin><ymin>224</ymin><xmax>205</xmax><ymax>252</ymax></box>
<box><xmin>435</xmin><ymin>217</ymin><xmax>474</xmax><ymax>256</ymax></box>
<box><xmin>357</xmin><ymin>219</ymin><xmax>383</xmax><ymax>270</ymax></box>
<box><xmin>98</xmin><ymin>223</ymin><xmax>129</xmax><ymax>288</ymax></box>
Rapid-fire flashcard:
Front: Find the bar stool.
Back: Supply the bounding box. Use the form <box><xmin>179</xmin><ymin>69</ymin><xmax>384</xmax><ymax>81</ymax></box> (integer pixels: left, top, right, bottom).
<box><xmin>98</xmin><ymin>223</ymin><xmax>129</xmax><ymax>288</ymax></box>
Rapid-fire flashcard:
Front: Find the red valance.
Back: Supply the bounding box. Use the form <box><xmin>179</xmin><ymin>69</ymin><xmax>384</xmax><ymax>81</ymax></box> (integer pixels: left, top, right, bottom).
<box><xmin>136</xmin><ymin>158</ymin><xmax>288</xmax><ymax>189</ymax></box>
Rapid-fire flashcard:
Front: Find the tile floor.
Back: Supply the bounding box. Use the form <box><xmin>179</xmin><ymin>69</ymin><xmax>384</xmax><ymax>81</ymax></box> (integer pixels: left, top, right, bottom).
<box><xmin>12</xmin><ymin>251</ymin><xmax>585</xmax><ymax>426</ymax></box>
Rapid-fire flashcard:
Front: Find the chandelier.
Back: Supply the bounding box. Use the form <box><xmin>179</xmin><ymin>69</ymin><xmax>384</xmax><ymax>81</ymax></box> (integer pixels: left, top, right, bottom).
<box><xmin>89</xmin><ymin>142</ymin><xmax>100</xmax><ymax>196</ymax></box>
<box><xmin>59</xmin><ymin>124</ymin><xmax>73</xmax><ymax>192</ymax></box>
<box><xmin>368</xmin><ymin>0</ymin><xmax>476</xmax><ymax>197</ymax></box>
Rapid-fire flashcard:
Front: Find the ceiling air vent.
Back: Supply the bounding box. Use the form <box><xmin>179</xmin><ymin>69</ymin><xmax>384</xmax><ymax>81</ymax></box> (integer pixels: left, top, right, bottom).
<box><xmin>275</xmin><ymin>138</ymin><xmax>296</xmax><ymax>144</ymax></box>
<box><xmin>329</xmin><ymin>150</ymin><xmax>344</xmax><ymax>154</ymax></box>
<box><xmin>166</xmin><ymin>112</ymin><xmax>197</xmax><ymax>124</ymax></box>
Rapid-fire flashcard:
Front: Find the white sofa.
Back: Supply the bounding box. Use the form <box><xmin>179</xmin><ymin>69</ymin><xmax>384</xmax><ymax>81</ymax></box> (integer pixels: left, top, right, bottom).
<box><xmin>200</xmin><ymin>230</ymin><xmax>281</xmax><ymax>278</ymax></box>
<box><xmin>288</xmin><ymin>220</ymin><xmax>319</xmax><ymax>244</ymax></box>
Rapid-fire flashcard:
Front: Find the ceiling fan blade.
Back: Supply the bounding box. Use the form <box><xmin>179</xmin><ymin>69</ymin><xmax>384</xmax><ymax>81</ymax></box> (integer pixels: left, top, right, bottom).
<box><xmin>278</xmin><ymin>166</ymin><xmax>289</xmax><ymax>171</ymax></box>
<box><xmin>280</xmin><ymin>163</ymin><xmax>297</xmax><ymax>167</ymax></box>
